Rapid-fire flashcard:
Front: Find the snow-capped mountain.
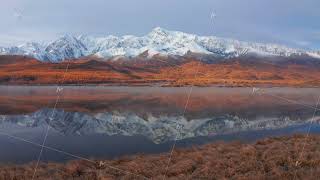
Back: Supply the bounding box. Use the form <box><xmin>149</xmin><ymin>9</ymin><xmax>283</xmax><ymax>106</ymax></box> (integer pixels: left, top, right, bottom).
<box><xmin>307</xmin><ymin>51</ymin><xmax>320</xmax><ymax>59</ymax></box>
<box><xmin>0</xmin><ymin>109</ymin><xmax>318</xmax><ymax>143</ymax></box>
<box><xmin>44</xmin><ymin>35</ymin><xmax>87</xmax><ymax>61</ymax></box>
<box><xmin>0</xmin><ymin>27</ymin><xmax>318</xmax><ymax>62</ymax></box>
<box><xmin>17</xmin><ymin>42</ymin><xmax>47</xmax><ymax>60</ymax></box>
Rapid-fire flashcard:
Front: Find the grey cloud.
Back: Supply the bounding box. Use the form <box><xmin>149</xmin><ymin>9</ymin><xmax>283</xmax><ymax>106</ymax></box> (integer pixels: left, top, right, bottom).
<box><xmin>0</xmin><ymin>0</ymin><xmax>319</xmax><ymax>50</ymax></box>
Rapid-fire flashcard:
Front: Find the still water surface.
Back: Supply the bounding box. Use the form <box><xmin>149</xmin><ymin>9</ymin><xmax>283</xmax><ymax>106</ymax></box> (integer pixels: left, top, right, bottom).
<box><xmin>0</xmin><ymin>86</ymin><xmax>319</xmax><ymax>163</ymax></box>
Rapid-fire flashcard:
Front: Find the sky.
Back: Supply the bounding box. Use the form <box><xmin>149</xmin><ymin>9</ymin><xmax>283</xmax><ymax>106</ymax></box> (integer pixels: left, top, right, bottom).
<box><xmin>0</xmin><ymin>0</ymin><xmax>319</xmax><ymax>50</ymax></box>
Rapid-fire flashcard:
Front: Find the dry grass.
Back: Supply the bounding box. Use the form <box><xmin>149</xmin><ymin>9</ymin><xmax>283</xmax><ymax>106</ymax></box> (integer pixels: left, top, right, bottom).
<box><xmin>1</xmin><ymin>134</ymin><xmax>320</xmax><ymax>179</ymax></box>
<box><xmin>1</xmin><ymin>55</ymin><xmax>320</xmax><ymax>87</ymax></box>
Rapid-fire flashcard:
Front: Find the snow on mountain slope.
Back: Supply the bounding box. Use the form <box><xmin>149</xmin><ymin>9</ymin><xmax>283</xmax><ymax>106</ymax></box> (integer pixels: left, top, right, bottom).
<box><xmin>0</xmin><ymin>27</ymin><xmax>318</xmax><ymax>62</ymax></box>
<box><xmin>17</xmin><ymin>42</ymin><xmax>47</xmax><ymax>60</ymax></box>
<box><xmin>307</xmin><ymin>51</ymin><xmax>320</xmax><ymax>59</ymax></box>
<box><xmin>44</xmin><ymin>35</ymin><xmax>87</xmax><ymax>61</ymax></box>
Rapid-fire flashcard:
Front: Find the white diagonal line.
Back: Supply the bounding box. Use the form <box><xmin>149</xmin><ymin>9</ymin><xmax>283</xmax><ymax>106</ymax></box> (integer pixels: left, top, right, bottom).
<box><xmin>162</xmin><ymin>61</ymin><xmax>201</xmax><ymax>179</ymax></box>
<box><xmin>32</xmin><ymin>62</ymin><xmax>70</xmax><ymax>179</ymax></box>
<box><xmin>293</xmin><ymin>96</ymin><xmax>320</xmax><ymax>180</ymax></box>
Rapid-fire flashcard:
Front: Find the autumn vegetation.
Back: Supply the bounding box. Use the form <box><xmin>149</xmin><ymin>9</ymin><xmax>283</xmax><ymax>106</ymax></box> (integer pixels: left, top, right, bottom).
<box><xmin>0</xmin><ymin>134</ymin><xmax>319</xmax><ymax>179</ymax></box>
<box><xmin>1</xmin><ymin>55</ymin><xmax>320</xmax><ymax>87</ymax></box>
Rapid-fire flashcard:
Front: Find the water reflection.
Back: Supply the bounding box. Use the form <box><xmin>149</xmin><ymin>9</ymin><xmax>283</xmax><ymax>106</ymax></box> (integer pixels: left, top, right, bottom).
<box><xmin>0</xmin><ymin>86</ymin><xmax>319</xmax><ymax>163</ymax></box>
<box><xmin>1</xmin><ymin>108</ymin><xmax>319</xmax><ymax>144</ymax></box>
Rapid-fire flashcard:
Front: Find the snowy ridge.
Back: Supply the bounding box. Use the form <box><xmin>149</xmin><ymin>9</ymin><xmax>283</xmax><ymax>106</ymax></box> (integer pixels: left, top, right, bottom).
<box><xmin>0</xmin><ymin>27</ymin><xmax>319</xmax><ymax>62</ymax></box>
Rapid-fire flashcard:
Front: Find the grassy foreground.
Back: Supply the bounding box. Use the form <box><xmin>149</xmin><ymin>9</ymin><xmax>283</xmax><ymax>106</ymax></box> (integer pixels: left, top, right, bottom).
<box><xmin>1</xmin><ymin>134</ymin><xmax>320</xmax><ymax>179</ymax></box>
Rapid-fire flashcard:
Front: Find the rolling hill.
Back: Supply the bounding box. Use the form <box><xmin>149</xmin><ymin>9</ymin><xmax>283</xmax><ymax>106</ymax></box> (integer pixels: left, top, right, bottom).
<box><xmin>0</xmin><ymin>54</ymin><xmax>320</xmax><ymax>87</ymax></box>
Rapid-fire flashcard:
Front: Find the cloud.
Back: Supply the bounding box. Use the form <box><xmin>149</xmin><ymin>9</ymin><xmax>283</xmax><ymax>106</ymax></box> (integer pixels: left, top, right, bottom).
<box><xmin>313</xmin><ymin>31</ymin><xmax>320</xmax><ymax>40</ymax></box>
<box><xmin>0</xmin><ymin>0</ymin><xmax>319</xmax><ymax>50</ymax></box>
<box><xmin>13</xmin><ymin>8</ymin><xmax>23</xmax><ymax>20</ymax></box>
<box><xmin>0</xmin><ymin>31</ymin><xmax>56</xmax><ymax>47</ymax></box>
<box><xmin>0</xmin><ymin>35</ymin><xmax>30</xmax><ymax>46</ymax></box>
<box><xmin>293</xmin><ymin>40</ymin><xmax>311</xmax><ymax>47</ymax></box>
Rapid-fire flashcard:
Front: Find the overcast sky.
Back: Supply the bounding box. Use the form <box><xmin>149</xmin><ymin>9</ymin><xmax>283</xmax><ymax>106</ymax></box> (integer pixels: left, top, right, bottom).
<box><xmin>0</xmin><ymin>0</ymin><xmax>319</xmax><ymax>50</ymax></box>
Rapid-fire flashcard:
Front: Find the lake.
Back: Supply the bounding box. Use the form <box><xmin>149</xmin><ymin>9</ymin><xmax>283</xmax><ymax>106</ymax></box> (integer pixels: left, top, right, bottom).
<box><xmin>0</xmin><ymin>86</ymin><xmax>319</xmax><ymax>163</ymax></box>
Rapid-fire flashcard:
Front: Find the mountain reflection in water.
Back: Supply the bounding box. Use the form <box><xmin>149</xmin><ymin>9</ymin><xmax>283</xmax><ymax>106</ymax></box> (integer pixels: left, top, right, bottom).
<box><xmin>0</xmin><ymin>86</ymin><xmax>319</xmax><ymax>163</ymax></box>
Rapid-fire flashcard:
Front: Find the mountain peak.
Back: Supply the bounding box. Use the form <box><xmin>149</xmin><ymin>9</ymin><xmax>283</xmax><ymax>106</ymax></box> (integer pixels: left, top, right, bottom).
<box><xmin>60</xmin><ymin>34</ymin><xmax>77</xmax><ymax>39</ymax></box>
<box><xmin>148</xmin><ymin>27</ymin><xmax>170</xmax><ymax>38</ymax></box>
<box><xmin>55</xmin><ymin>34</ymin><xmax>81</xmax><ymax>44</ymax></box>
<box><xmin>151</xmin><ymin>27</ymin><xmax>169</xmax><ymax>33</ymax></box>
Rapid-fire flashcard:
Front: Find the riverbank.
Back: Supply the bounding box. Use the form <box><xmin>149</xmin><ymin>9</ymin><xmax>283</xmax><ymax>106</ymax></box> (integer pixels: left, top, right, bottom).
<box><xmin>1</xmin><ymin>134</ymin><xmax>319</xmax><ymax>179</ymax></box>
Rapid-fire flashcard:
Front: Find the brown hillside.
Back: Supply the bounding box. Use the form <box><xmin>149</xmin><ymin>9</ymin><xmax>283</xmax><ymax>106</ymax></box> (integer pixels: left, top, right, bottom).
<box><xmin>0</xmin><ymin>55</ymin><xmax>320</xmax><ymax>87</ymax></box>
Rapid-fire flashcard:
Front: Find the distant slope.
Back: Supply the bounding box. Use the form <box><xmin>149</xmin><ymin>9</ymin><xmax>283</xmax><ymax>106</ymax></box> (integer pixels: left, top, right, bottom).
<box><xmin>0</xmin><ymin>55</ymin><xmax>38</xmax><ymax>65</ymax></box>
<box><xmin>0</xmin><ymin>55</ymin><xmax>320</xmax><ymax>87</ymax></box>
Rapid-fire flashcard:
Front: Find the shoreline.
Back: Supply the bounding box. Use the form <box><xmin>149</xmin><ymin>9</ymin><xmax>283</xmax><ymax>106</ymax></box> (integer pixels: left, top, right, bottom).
<box><xmin>0</xmin><ymin>134</ymin><xmax>319</xmax><ymax>179</ymax></box>
<box><xmin>1</xmin><ymin>83</ymin><xmax>320</xmax><ymax>88</ymax></box>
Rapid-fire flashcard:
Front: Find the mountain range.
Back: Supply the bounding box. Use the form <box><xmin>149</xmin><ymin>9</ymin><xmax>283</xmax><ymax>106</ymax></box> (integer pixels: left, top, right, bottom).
<box><xmin>1</xmin><ymin>28</ymin><xmax>320</xmax><ymax>87</ymax></box>
<box><xmin>1</xmin><ymin>27</ymin><xmax>319</xmax><ymax>62</ymax></box>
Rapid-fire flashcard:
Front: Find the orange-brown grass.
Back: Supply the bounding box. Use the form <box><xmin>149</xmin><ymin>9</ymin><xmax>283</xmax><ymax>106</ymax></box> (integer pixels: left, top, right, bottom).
<box><xmin>1</xmin><ymin>55</ymin><xmax>320</xmax><ymax>87</ymax></box>
<box><xmin>157</xmin><ymin>61</ymin><xmax>320</xmax><ymax>87</ymax></box>
<box><xmin>1</xmin><ymin>134</ymin><xmax>320</xmax><ymax>179</ymax></box>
